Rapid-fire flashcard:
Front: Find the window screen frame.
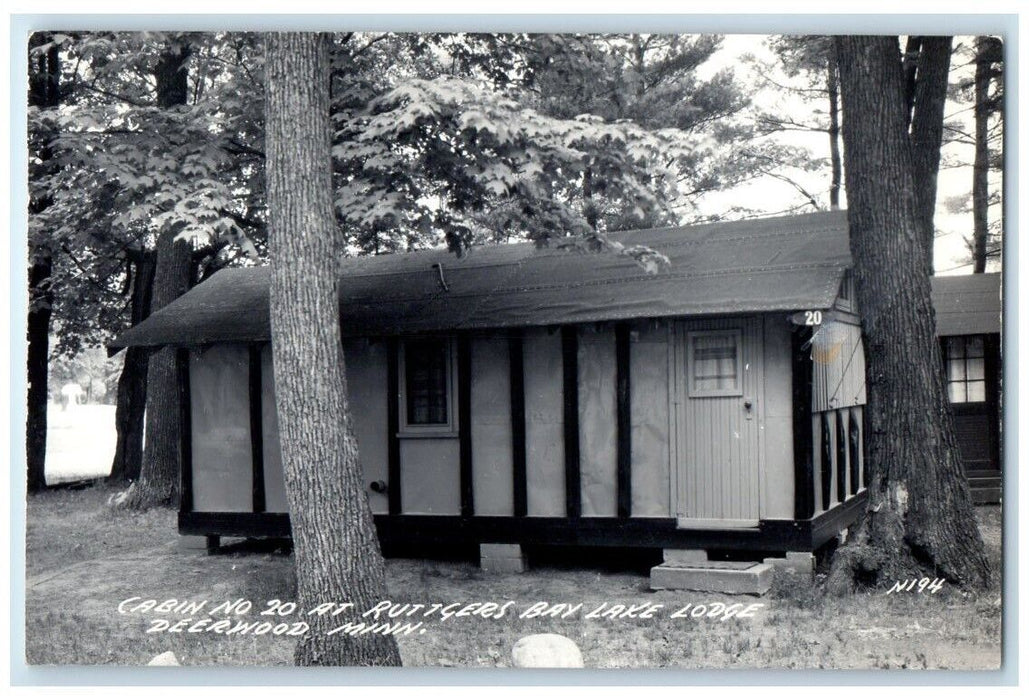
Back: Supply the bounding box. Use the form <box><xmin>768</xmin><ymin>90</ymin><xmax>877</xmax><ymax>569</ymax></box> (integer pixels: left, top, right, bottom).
<box><xmin>687</xmin><ymin>329</ymin><xmax>744</xmax><ymax>398</ymax></box>
<box><xmin>835</xmin><ymin>270</ymin><xmax>854</xmax><ymax>312</ymax></box>
<box><xmin>397</xmin><ymin>337</ymin><xmax>459</xmax><ymax>436</ymax></box>
<box><xmin>943</xmin><ymin>334</ymin><xmax>987</xmax><ymax>405</ymax></box>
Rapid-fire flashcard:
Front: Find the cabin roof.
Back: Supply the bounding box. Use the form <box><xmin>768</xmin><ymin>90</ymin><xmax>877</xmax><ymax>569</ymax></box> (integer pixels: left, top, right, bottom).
<box><xmin>110</xmin><ymin>210</ymin><xmax>852</xmax><ymax>349</ymax></box>
<box><xmin>931</xmin><ymin>272</ymin><xmax>1002</xmax><ymax>336</ymax></box>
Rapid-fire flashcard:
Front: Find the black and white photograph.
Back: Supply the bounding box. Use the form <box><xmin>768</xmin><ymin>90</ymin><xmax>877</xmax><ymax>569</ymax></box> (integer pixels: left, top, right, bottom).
<box><xmin>14</xmin><ymin>12</ymin><xmax>1012</xmax><ymax>680</ymax></box>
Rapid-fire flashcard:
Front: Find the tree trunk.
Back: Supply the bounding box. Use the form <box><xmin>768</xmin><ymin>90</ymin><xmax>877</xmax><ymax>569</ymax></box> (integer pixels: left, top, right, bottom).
<box><xmin>266</xmin><ymin>32</ymin><xmax>402</xmax><ymax>667</ymax></box>
<box><xmin>826</xmin><ymin>52</ymin><xmax>842</xmax><ymax>210</ymax></box>
<box><xmin>908</xmin><ymin>37</ymin><xmax>953</xmax><ymax>275</ymax></box>
<box><xmin>972</xmin><ymin>36</ymin><xmax>992</xmax><ymax>273</ymax></box>
<box><xmin>127</xmin><ymin>230</ymin><xmax>191</xmax><ymax>507</ymax></box>
<box><xmin>109</xmin><ymin>250</ymin><xmax>156</xmax><ymax>483</ymax></box>
<box><xmin>26</xmin><ymin>256</ymin><xmax>52</xmax><ymax>493</ymax></box>
<box><xmin>123</xmin><ymin>41</ymin><xmax>194</xmax><ymax>508</ymax></box>
<box><xmin>582</xmin><ymin>165</ymin><xmax>599</xmax><ymax>230</ymax></box>
<box><xmin>26</xmin><ymin>33</ymin><xmax>61</xmax><ymax>493</ymax></box>
<box><xmin>829</xmin><ymin>36</ymin><xmax>990</xmax><ymax>591</ymax></box>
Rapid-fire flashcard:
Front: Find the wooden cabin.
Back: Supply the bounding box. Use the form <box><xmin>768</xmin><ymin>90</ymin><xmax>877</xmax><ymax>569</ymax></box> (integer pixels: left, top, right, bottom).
<box><xmin>110</xmin><ymin>210</ymin><xmax>870</xmax><ymax>577</ymax></box>
<box><xmin>931</xmin><ymin>273</ymin><xmax>1003</xmax><ymax>504</ymax></box>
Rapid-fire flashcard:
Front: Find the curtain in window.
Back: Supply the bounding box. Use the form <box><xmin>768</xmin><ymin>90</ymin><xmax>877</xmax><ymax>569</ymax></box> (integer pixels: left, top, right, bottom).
<box><xmin>945</xmin><ymin>336</ymin><xmax>986</xmax><ymax>403</ymax></box>
<box><xmin>405</xmin><ymin>340</ymin><xmax>449</xmax><ymax>424</ymax></box>
<box><xmin>693</xmin><ymin>334</ymin><xmax>738</xmax><ymax>392</ymax></box>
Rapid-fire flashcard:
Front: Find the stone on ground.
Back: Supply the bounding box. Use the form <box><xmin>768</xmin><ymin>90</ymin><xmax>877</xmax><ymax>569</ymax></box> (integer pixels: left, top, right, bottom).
<box><xmin>147</xmin><ymin>650</ymin><xmax>180</xmax><ymax>666</ymax></box>
<box><xmin>511</xmin><ymin>633</ymin><xmax>583</xmax><ymax>668</ymax></box>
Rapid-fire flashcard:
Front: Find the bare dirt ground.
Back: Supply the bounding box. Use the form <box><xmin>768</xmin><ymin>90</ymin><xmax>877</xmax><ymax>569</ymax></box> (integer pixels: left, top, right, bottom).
<box><xmin>23</xmin><ymin>485</ymin><xmax>1003</xmax><ymax>670</ymax></box>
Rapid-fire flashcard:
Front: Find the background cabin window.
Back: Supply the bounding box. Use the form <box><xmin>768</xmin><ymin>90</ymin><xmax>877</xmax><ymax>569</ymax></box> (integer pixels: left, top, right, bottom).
<box><xmin>688</xmin><ymin>330</ymin><xmax>743</xmax><ymax>397</ymax></box>
<box><xmin>402</xmin><ymin>339</ymin><xmax>453</xmax><ymax>429</ymax></box>
<box><xmin>945</xmin><ymin>335</ymin><xmax>986</xmax><ymax>403</ymax></box>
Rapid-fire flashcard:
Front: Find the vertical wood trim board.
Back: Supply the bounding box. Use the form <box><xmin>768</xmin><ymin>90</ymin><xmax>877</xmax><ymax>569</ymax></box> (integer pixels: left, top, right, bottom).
<box><xmin>835</xmin><ymin>408</ymin><xmax>848</xmax><ymax>503</ymax></box>
<box><xmin>984</xmin><ymin>334</ymin><xmax>1001</xmax><ymax>471</ymax></box>
<box><xmin>248</xmin><ymin>344</ymin><xmax>266</xmax><ymax>513</ymax></box>
<box><xmin>615</xmin><ymin>322</ymin><xmax>632</xmax><ymax>519</ymax></box>
<box><xmin>458</xmin><ymin>334</ymin><xmax>474</xmax><ymax>517</ymax></box>
<box><xmin>177</xmin><ymin>348</ymin><xmax>193</xmax><ymax>513</ymax></box>
<box><xmin>562</xmin><ymin>325</ymin><xmax>581</xmax><ymax>519</ymax></box>
<box><xmin>509</xmin><ymin>331</ymin><xmax>528</xmax><ymax>517</ymax></box>
<box><xmin>386</xmin><ymin>338</ymin><xmax>401</xmax><ymax>515</ymax></box>
<box><xmin>792</xmin><ymin>326</ymin><xmax>815</xmax><ymax>519</ymax></box>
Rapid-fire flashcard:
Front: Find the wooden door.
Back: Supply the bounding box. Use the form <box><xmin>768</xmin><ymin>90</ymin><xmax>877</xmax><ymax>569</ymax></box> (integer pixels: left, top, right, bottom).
<box><xmin>675</xmin><ymin>317</ymin><xmax>763</xmax><ymax>528</ymax></box>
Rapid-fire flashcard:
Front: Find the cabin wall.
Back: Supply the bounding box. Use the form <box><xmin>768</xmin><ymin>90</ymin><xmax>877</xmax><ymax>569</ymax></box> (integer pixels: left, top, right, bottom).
<box><xmin>189</xmin><ymin>344</ymin><xmax>253</xmax><ymax>512</ymax></box>
<box><xmin>628</xmin><ymin>320</ymin><xmax>672</xmax><ymax>517</ymax></box>
<box><xmin>578</xmin><ymin>325</ymin><xmax>617</xmax><ymax>516</ymax></box>
<box><xmin>187</xmin><ymin>314</ymin><xmax>811</xmax><ymax>539</ymax></box>
<box><xmin>343</xmin><ymin>340</ymin><xmax>390</xmax><ymax>515</ymax></box>
<box><xmin>470</xmin><ymin>335</ymin><xmax>514</xmax><ymax>515</ymax></box>
<box><xmin>812</xmin><ymin>319</ymin><xmax>866</xmax><ymax>411</ymax></box>
<box><xmin>260</xmin><ymin>345</ymin><xmax>288</xmax><ymax>513</ymax></box>
<box><xmin>256</xmin><ymin>341</ymin><xmax>391</xmax><ymax>515</ymax></box>
<box><xmin>522</xmin><ymin>328</ymin><xmax>566</xmax><ymax>516</ymax></box>
<box><xmin>761</xmin><ymin>315</ymin><xmax>795</xmax><ymax>519</ymax></box>
<box><xmin>399</xmin><ymin>439</ymin><xmax>461</xmax><ymax>514</ymax></box>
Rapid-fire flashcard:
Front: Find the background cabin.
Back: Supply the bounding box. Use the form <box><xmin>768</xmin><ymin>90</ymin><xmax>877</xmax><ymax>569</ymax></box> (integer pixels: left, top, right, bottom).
<box><xmin>112</xmin><ymin>211</ymin><xmax>872</xmax><ymax>585</ymax></box>
<box><xmin>931</xmin><ymin>273</ymin><xmax>1003</xmax><ymax>504</ymax></box>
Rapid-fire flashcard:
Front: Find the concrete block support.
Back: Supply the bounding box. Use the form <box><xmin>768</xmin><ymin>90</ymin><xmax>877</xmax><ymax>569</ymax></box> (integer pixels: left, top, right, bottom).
<box><xmin>480</xmin><ymin>543</ymin><xmax>525</xmax><ymax>574</ymax></box>
<box><xmin>763</xmin><ymin>551</ymin><xmax>816</xmax><ymax>578</ymax></box>
<box><xmin>177</xmin><ymin>535</ymin><xmax>212</xmax><ymax>553</ymax></box>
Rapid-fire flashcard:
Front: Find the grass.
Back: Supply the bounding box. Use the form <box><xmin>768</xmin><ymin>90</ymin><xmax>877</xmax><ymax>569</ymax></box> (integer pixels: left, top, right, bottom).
<box><xmin>24</xmin><ymin>483</ymin><xmax>1004</xmax><ymax>669</ymax></box>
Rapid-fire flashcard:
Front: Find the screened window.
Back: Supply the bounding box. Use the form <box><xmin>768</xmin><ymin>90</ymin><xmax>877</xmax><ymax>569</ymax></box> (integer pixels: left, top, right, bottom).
<box><xmin>402</xmin><ymin>339</ymin><xmax>452</xmax><ymax>428</ymax></box>
<box><xmin>944</xmin><ymin>335</ymin><xmax>986</xmax><ymax>403</ymax></box>
<box><xmin>688</xmin><ymin>330</ymin><xmax>743</xmax><ymax>397</ymax></box>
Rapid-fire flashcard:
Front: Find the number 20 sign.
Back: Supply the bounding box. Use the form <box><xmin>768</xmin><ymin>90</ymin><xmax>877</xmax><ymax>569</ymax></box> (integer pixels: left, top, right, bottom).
<box><xmin>789</xmin><ymin>310</ymin><xmax>824</xmax><ymax>326</ymax></box>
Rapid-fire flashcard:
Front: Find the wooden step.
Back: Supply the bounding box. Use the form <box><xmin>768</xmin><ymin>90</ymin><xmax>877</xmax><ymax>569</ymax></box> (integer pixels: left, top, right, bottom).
<box><xmin>971</xmin><ymin>487</ymin><xmax>1002</xmax><ymax>505</ymax></box>
<box><xmin>650</xmin><ymin>561</ymin><xmax>772</xmax><ymax>594</ymax></box>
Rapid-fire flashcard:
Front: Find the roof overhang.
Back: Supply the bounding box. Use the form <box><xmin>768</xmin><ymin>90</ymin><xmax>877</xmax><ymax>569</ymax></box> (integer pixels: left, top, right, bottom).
<box><xmin>110</xmin><ymin>210</ymin><xmax>853</xmax><ymax>351</ymax></box>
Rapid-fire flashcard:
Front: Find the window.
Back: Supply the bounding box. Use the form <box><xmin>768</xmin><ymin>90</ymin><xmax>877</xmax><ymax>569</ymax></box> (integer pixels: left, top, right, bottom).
<box><xmin>944</xmin><ymin>335</ymin><xmax>986</xmax><ymax>403</ymax></box>
<box><xmin>836</xmin><ymin>271</ymin><xmax>854</xmax><ymax>311</ymax></box>
<box><xmin>400</xmin><ymin>338</ymin><xmax>456</xmax><ymax>433</ymax></box>
<box><xmin>688</xmin><ymin>330</ymin><xmax>743</xmax><ymax>397</ymax></box>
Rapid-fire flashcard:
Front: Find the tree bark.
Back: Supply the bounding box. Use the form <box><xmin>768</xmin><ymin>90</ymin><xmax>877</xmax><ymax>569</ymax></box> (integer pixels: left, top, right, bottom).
<box><xmin>266</xmin><ymin>32</ymin><xmax>402</xmax><ymax>667</ymax></box>
<box><xmin>26</xmin><ymin>256</ymin><xmax>52</xmax><ymax>493</ymax></box>
<box><xmin>830</xmin><ymin>36</ymin><xmax>989</xmax><ymax>591</ymax></box>
<box><xmin>908</xmin><ymin>37</ymin><xmax>953</xmax><ymax>275</ymax></box>
<box><xmin>26</xmin><ymin>32</ymin><xmax>61</xmax><ymax>493</ymax></box>
<box><xmin>826</xmin><ymin>52</ymin><xmax>842</xmax><ymax>210</ymax></box>
<box><xmin>123</xmin><ymin>41</ymin><xmax>194</xmax><ymax>508</ymax></box>
<box><xmin>972</xmin><ymin>36</ymin><xmax>993</xmax><ymax>273</ymax></box>
<box><xmin>109</xmin><ymin>250</ymin><xmax>156</xmax><ymax>483</ymax></box>
<box><xmin>582</xmin><ymin>164</ymin><xmax>599</xmax><ymax>230</ymax></box>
